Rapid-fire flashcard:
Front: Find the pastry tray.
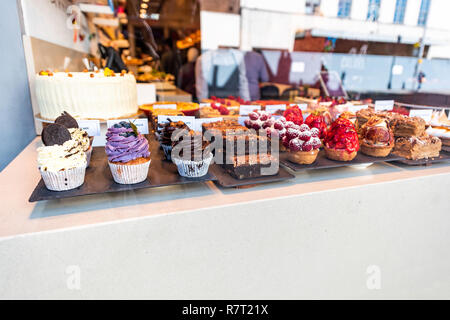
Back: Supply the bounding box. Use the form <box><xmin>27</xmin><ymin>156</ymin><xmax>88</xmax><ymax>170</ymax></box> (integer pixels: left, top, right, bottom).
<box><xmin>209</xmin><ymin>164</ymin><xmax>295</xmax><ymax>188</ymax></box>
<box><xmin>441</xmin><ymin>145</ymin><xmax>450</xmax><ymax>153</ymax></box>
<box><xmin>280</xmin><ymin>150</ymin><xmax>404</xmax><ymax>172</ymax></box>
<box><xmin>393</xmin><ymin>150</ymin><xmax>450</xmax><ymax>166</ymax></box>
<box><xmin>29</xmin><ymin>139</ymin><xmax>216</xmax><ymax>202</ymax></box>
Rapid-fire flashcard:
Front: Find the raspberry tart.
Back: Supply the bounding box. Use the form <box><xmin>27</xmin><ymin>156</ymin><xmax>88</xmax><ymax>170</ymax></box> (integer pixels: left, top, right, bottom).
<box><xmin>285</xmin><ymin>124</ymin><xmax>321</xmax><ymax>164</ymax></box>
<box><xmin>304</xmin><ymin>112</ymin><xmax>328</xmax><ymax>140</ymax></box>
<box><xmin>244</xmin><ymin>111</ymin><xmax>288</xmax><ymax>151</ymax></box>
<box><xmin>324</xmin><ymin>118</ymin><xmax>359</xmax><ymax>161</ymax></box>
<box><xmin>283</xmin><ymin>105</ymin><xmax>304</xmax><ymax>126</ymax></box>
<box><xmin>359</xmin><ymin>116</ymin><xmax>394</xmax><ymax>157</ymax></box>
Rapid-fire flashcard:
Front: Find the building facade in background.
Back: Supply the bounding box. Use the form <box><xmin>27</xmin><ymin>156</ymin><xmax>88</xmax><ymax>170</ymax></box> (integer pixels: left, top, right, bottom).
<box><xmin>202</xmin><ymin>0</ymin><xmax>450</xmax><ymax>58</ymax></box>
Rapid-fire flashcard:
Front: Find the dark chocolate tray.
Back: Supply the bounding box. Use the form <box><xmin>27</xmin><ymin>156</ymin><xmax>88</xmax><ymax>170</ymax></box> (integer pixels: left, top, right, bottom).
<box><xmin>280</xmin><ymin>150</ymin><xmax>404</xmax><ymax>172</ymax></box>
<box><xmin>442</xmin><ymin>145</ymin><xmax>450</xmax><ymax>153</ymax></box>
<box><xmin>393</xmin><ymin>151</ymin><xmax>450</xmax><ymax>166</ymax></box>
<box><xmin>209</xmin><ymin>164</ymin><xmax>294</xmax><ymax>188</ymax></box>
<box><xmin>29</xmin><ymin>139</ymin><xmax>216</xmax><ymax>202</ymax></box>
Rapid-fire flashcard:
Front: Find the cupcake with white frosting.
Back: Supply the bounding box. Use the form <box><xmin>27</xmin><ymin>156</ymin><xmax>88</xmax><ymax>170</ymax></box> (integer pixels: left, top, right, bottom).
<box><xmin>69</xmin><ymin>127</ymin><xmax>92</xmax><ymax>167</ymax></box>
<box><xmin>38</xmin><ymin>133</ymin><xmax>87</xmax><ymax>191</ymax></box>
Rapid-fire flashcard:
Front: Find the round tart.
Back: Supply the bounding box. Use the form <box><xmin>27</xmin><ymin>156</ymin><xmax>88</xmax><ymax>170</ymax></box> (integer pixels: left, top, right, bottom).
<box><xmin>288</xmin><ymin>149</ymin><xmax>319</xmax><ymax>165</ymax></box>
<box><xmin>324</xmin><ymin>118</ymin><xmax>360</xmax><ymax>161</ymax></box>
<box><xmin>359</xmin><ymin>116</ymin><xmax>394</xmax><ymax>157</ymax></box>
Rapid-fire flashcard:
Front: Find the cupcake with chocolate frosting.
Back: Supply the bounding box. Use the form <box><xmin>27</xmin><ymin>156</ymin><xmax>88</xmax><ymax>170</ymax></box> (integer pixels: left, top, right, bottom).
<box><xmin>106</xmin><ymin>121</ymin><xmax>151</xmax><ymax>184</ymax></box>
<box><xmin>159</xmin><ymin>120</ymin><xmax>190</xmax><ymax>160</ymax></box>
<box><xmin>171</xmin><ymin>129</ymin><xmax>212</xmax><ymax>177</ymax></box>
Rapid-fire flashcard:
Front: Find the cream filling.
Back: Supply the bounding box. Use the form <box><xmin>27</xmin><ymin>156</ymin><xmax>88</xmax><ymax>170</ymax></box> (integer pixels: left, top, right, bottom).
<box><xmin>37</xmin><ymin>140</ymin><xmax>86</xmax><ymax>172</ymax></box>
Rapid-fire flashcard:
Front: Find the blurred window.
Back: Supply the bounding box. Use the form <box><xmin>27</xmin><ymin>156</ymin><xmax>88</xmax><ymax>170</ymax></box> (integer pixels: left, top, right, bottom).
<box><xmin>337</xmin><ymin>0</ymin><xmax>352</xmax><ymax>18</ymax></box>
<box><xmin>393</xmin><ymin>0</ymin><xmax>408</xmax><ymax>24</ymax></box>
<box><xmin>305</xmin><ymin>0</ymin><xmax>321</xmax><ymax>15</ymax></box>
<box><xmin>417</xmin><ymin>0</ymin><xmax>431</xmax><ymax>26</ymax></box>
<box><xmin>367</xmin><ymin>0</ymin><xmax>381</xmax><ymax>21</ymax></box>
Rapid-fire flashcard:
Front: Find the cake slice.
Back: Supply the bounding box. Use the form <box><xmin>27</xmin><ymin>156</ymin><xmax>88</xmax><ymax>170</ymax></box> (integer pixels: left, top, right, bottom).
<box><xmin>222</xmin><ymin>154</ymin><xmax>279</xmax><ymax>179</ymax></box>
<box><xmin>393</xmin><ymin>134</ymin><xmax>442</xmax><ymax>160</ymax></box>
<box><xmin>389</xmin><ymin>114</ymin><xmax>426</xmax><ymax>137</ymax></box>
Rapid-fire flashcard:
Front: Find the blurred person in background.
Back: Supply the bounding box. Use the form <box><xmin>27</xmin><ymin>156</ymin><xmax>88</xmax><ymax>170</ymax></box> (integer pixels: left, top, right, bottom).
<box><xmin>195</xmin><ymin>48</ymin><xmax>250</xmax><ymax>101</ymax></box>
<box><xmin>161</xmin><ymin>38</ymin><xmax>182</xmax><ymax>81</ymax></box>
<box><xmin>98</xmin><ymin>42</ymin><xmax>128</xmax><ymax>73</ymax></box>
<box><xmin>177</xmin><ymin>47</ymin><xmax>199</xmax><ymax>99</ymax></box>
<box><xmin>244</xmin><ymin>50</ymin><xmax>269</xmax><ymax>101</ymax></box>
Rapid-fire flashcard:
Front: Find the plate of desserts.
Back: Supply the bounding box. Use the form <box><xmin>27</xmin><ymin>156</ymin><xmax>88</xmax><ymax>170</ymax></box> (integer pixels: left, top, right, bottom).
<box><xmin>201</xmin><ymin>119</ymin><xmax>295</xmax><ymax>188</ymax></box>
<box><xmin>277</xmin><ymin>104</ymin><xmax>450</xmax><ymax>170</ymax></box>
<box><xmin>29</xmin><ymin>113</ymin><xmax>216</xmax><ymax>202</ymax></box>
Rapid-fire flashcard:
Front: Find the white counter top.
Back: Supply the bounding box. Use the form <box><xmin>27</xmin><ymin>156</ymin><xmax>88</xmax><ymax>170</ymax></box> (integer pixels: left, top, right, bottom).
<box><xmin>0</xmin><ymin>138</ymin><xmax>449</xmax><ymax>299</ymax></box>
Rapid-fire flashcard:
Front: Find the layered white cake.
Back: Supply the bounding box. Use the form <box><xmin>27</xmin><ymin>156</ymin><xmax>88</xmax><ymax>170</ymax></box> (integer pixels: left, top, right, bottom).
<box><xmin>35</xmin><ymin>71</ymin><xmax>138</xmax><ymax>120</ymax></box>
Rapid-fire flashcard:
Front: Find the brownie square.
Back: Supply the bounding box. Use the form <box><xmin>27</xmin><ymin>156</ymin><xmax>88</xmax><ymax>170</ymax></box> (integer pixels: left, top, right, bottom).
<box><xmin>222</xmin><ymin>154</ymin><xmax>279</xmax><ymax>179</ymax></box>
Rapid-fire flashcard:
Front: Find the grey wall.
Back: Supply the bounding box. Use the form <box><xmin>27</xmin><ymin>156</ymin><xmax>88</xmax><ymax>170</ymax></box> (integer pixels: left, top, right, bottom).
<box><xmin>0</xmin><ymin>1</ymin><xmax>35</xmax><ymax>171</ymax></box>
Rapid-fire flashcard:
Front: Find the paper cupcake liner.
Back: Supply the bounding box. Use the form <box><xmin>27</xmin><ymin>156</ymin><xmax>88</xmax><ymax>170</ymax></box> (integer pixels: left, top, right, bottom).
<box><xmin>161</xmin><ymin>144</ymin><xmax>173</xmax><ymax>161</ymax></box>
<box><xmin>108</xmin><ymin>159</ymin><xmax>151</xmax><ymax>184</ymax></box>
<box><xmin>172</xmin><ymin>153</ymin><xmax>213</xmax><ymax>178</ymax></box>
<box><xmin>85</xmin><ymin>147</ymin><xmax>93</xmax><ymax>168</ymax></box>
<box><xmin>40</xmin><ymin>166</ymin><xmax>86</xmax><ymax>191</ymax></box>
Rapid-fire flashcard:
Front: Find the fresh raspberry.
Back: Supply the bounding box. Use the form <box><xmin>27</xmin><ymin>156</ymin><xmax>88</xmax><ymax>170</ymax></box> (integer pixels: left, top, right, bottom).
<box><xmin>252</xmin><ymin>122</ymin><xmax>261</xmax><ymax>130</ymax></box>
<box><xmin>289</xmin><ymin>138</ymin><xmax>303</xmax><ymax>151</ymax></box>
<box><xmin>310</xmin><ymin>127</ymin><xmax>320</xmax><ymax>137</ymax></box>
<box><xmin>278</xmin><ymin>128</ymin><xmax>286</xmax><ymax>138</ymax></box>
<box><xmin>248</xmin><ymin>112</ymin><xmax>259</xmax><ymax>121</ymax></box>
<box><xmin>244</xmin><ymin>119</ymin><xmax>252</xmax><ymax>128</ymax></box>
<box><xmin>282</xmin><ymin>136</ymin><xmax>290</xmax><ymax>147</ymax></box>
<box><xmin>299</xmin><ymin>124</ymin><xmax>310</xmax><ymax>132</ymax></box>
<box><xmin>263</xmin><ymin>118</ymin><xmax>275</xmax><ymax>129</ymax></box>
<box><xmin>286</xmin><ymin>128</ymin><xmax>300</xmax><ymax>140</ymax></box>
<box><xmin>311</xmin><ymin>137</ymin><xmax>321</xmax><ymax>149</ymax></box>
<box><xmin>298</xmin><ymin>130</ymin><xmax>311</xmax><ymax>141</ymax></box>
<box><xmin>266</xmin><ymin>127</ymin><xmax>278</xmax><ymax>138</ymax></box>
<box><xmin>302</xmin><ymin>141</ymin><xmax>313</xmax><ymax>151</ymax></box>
<box><xmin>278</xmin><ymin>116</ymin><xmax>287</xmax><ymax>123</ymax></box>
<box><xmin>219</xmin><ymin>106</ymin><xmax>230</xmax><ymax>115</ymax></box>
<box><xmin>284</xmin><ymin>121</ymin><xmax>296</xmax><ymax>129</ymax></box>
<box><xmin>259</xmin><ymin>112</ymin><xmax>269</xmax><ymax>121</ymax></box>
<box><xmin>274</xmin><ymin>121</ymin><xmax>284</xmax><ymax>130</ymax></box>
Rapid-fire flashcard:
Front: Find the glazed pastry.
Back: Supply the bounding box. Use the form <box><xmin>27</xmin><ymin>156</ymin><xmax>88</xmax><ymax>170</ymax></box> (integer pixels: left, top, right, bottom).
<box><xmin>359</xmin><ymin>116</ymin><xmax>394</xmax><ymax>157</ymax></box>
<box><xmin>324</xmin><ymin>118</ymin><xmax>360</xmax><ymax>161</ymax></box>
<box><xmin>356</xmin><ymin>108</ymin><xmax>377</xmax><ymax>127</ymax></box>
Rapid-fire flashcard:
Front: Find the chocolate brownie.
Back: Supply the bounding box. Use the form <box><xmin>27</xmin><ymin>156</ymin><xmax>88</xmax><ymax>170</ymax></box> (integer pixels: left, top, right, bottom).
<box><xmin>222</xmin><ymin>154</ymin><xmax>279</xmax><ymax>179</ymax></box>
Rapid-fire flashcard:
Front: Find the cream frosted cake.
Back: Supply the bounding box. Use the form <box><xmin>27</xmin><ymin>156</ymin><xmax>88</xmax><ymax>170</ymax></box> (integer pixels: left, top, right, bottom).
<box><xmin>35</xmin><ymin>69</ymin><xmax>138</xmax><ymax>120</ymax></box>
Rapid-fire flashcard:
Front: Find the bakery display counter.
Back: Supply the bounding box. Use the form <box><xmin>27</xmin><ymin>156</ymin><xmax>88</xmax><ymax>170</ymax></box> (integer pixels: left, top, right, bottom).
<box><xmin>156</xmin><ymin>87</ymin><xmax>192</xmax><ymax>102</ymax></box>
<box><xmin>1</xmin><ymin>138</ymin><xmax>449</xmax><ymax>299</ymax></box>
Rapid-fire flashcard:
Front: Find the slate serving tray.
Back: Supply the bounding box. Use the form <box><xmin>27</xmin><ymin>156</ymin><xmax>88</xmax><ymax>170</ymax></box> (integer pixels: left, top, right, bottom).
<box><xmin>279</xmin><ymin>149</ymin><xmax>404</xmax><ymax>172</ymax></box>
<box><xmin>29</xmin><ymin>138</ymin><xmax>216</xmax><ymax>202</ymax></box>
<box><xmin>209</xmin><ymin>164</ymin><xmax>295</xmax><ymax>188</ymax></box>
<box><xmin>393</xmin><ymin>150</ymin><xmax>450</xmax><ymax>166</ymax></box>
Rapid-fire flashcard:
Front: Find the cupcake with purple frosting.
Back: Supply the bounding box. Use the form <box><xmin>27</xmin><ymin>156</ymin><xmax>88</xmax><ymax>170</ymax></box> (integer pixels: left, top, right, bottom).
<box><xmin>106</xmin><ymin>121</ymin><xmax>151</xmax><ymax>184</ymax></box>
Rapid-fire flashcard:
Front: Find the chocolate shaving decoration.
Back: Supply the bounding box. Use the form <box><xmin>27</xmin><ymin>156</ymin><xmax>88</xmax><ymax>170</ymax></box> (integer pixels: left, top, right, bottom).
<box><xmin>41</xmin><ymin>123</ymin><xmax>71</xmax><ymax>146</ymax></box>
<box><xmin>55</xmin><ymin>111</ymin><xmax>79</xmax><ymax>129</ymax></box>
